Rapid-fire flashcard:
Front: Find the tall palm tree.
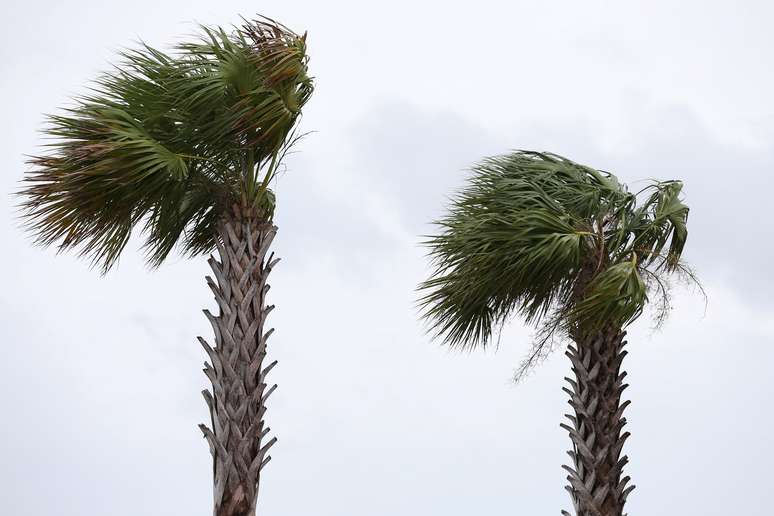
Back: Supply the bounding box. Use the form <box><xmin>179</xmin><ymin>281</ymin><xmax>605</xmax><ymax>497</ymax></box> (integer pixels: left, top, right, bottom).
<box><xmin>19</xmin><ymin>17</ymin><xmax>313</xmax><ymax>516</ymax></box>
<box><xmin>418</xmin><ymin>151</ymin><xmax>696</xmax><ymax>516</ymax></box>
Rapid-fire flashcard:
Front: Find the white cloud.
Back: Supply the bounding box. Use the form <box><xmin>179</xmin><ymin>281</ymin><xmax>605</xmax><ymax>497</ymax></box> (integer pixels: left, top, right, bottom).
<box><xmin>2</xmin><ymin>1</ymin><xmax>772</xmax><ymax>515</ymax></box>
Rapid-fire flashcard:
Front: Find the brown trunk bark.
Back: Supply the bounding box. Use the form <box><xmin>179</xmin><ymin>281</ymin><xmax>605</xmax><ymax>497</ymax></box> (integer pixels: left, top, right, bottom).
<box><xmin>561</xmin><ymin>329</ymin><xmax>634</xmax><ymax>516</ymax></box>
<box><xmin>198</xmin><ymin>204</ymin><xmax>279</xmax><ymax>516</ymax></box>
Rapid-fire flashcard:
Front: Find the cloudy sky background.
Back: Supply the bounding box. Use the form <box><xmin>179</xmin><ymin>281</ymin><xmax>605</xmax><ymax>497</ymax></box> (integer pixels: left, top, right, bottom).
<box><xmin>3</xmin><ymin>1</ymin><xmax>773</xmax><ymax>514</ymax></box>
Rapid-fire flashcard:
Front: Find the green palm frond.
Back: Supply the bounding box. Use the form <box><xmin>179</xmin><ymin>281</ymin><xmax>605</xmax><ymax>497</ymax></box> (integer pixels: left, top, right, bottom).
<box><xmin>568</xmin><ymin>256</ymin><xmax>647</xmax><ymax>330</ymax></box>
<box><xmin>419</xmin><ymin>151</ymin><xmax>694</xmax><ymax>350</ymax></box>
<box><xmin>19</xmin><ymin>16</ymin><xmax>313</xmax><ymax>272</ymax></box>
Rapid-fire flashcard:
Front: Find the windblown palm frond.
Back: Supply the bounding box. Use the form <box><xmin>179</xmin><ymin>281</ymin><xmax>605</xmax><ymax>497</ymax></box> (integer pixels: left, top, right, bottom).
<box><xmin>20</xmin><ymin>16</ymin><xmax>313</xmax><ymax>271</ymax></box>
<box><xmin>418</xmin><ymin>151</ymin><xmax>693</xmax><ymax>350</ymax></box>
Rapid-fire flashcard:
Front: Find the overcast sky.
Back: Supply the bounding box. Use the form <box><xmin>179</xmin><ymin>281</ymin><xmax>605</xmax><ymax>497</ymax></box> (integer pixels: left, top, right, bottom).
<box><xmin>2</xmin><ymin>1</ymin><xmax>773</xmax><ymax>515</ymax></box>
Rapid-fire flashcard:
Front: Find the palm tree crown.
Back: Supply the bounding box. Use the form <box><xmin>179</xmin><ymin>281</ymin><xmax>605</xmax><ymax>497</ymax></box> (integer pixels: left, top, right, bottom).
<box><xmin>20</xmin><ymin>17</ymin><xmax>313</xmax><ymax>271</ymax></box>
<box><xmin>419</xmin><ymin>151</ymin><xmax>694</xmax><ymax>361</ymax></box>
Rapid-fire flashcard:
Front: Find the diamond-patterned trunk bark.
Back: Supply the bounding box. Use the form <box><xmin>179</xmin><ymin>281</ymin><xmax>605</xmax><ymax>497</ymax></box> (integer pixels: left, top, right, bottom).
<box><xmin>198</xmin><ymin>205</ymin><xmax>279</xmax><ymax>516</ymax></box>
<box><xmin>561</xmin><ymin>329</ymin><xmax>635</xmax><ymax>516</ymax></box>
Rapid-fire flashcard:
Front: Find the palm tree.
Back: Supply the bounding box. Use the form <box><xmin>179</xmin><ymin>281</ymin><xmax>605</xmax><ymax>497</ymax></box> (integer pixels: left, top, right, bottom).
<box><xmin>418</xmin><ymin>151</ymin><xmax>696</xmax><ymax>516</ymax></box>
<box><xmin>19</xmin><ymin>17</ymin><xmax>313</xmax><ymax>516</ymax></box>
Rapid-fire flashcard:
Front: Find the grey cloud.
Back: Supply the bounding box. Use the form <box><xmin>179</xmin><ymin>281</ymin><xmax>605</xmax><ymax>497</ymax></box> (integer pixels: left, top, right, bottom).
<box><xmin>342</xmin><ymin>99</ymin><xmax>774</xmax><ymax>306</ymax></box>
<box><xmin>2</xmin><ymin>3</ymin><xmax>774</xmax><ymax>516</ymax></box>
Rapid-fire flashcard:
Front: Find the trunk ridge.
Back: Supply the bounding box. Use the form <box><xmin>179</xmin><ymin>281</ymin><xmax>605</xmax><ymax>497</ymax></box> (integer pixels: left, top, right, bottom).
<box><xmin>199</xmin><ymin>205</ymin><xmax>279</xmax><ymax>516</ymax></box>
<box><xmin>561</xmin><ymin>329</ymin><xmax>634</xmax><ymax>516</ymax></box>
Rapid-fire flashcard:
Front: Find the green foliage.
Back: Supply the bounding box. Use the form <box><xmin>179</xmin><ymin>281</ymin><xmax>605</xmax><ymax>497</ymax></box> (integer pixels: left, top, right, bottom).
<box><xmin>20</xmin><ymin>16</ymin><xmax>313</xmax><ymax>271</ymax></box>
<box><xmin>418</xmin><ymin>151</ymin><xmax>694</xmax><ymax>355</ymax></box>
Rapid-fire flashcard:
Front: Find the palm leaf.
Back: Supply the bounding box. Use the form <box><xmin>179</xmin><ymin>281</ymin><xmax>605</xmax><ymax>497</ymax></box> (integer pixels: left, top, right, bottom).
<box><xmin>19</xmin><ymin>16</ymin><xmax>314</xmax><ymax>272</ymax></box>
<box><xmin>419</xmin><ymin>151</ymin><xmax>695</xmax><ymax>352</ymax></box>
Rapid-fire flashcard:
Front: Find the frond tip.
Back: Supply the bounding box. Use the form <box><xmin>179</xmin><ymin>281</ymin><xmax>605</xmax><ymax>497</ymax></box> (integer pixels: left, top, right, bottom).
<box><xmin>18</xmin><ymin>15</ymin><xmax>314</xmax><ymax>272</ymax></box>
<box><xmin>418</xmin><ymin>151</ymin><xmax>696</xmax><ymax>357</ymax></box>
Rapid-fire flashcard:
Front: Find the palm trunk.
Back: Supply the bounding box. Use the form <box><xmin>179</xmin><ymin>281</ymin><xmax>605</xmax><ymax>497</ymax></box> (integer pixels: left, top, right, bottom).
<box><xmin>561</xmin><ymin>329</ymin><xmax>635</xmax><ymax>516</ymax></box>
<box><xmin>198</xmin><ymin>204</ymin><xmax>280</xmax><ymax>516</ymax></box>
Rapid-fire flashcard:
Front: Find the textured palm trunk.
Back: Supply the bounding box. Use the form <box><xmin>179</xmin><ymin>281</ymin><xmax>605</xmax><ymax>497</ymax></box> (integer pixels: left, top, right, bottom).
<box><xmin>198</xmin><ymin>205</ymin><xmax>279</xmax><ymax>516</ymax></box>
<box><xmin>561</xmin><ymin>329</ymin><xmax>634</xmax><ymax>516</ymax></box>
